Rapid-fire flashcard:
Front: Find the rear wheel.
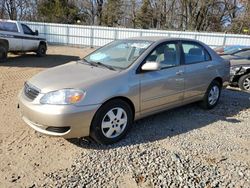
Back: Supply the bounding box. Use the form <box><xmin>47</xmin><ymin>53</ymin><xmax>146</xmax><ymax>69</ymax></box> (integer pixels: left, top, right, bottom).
<box><xmin>0</xmin><ymin>46</ymin><xmax>7</xmax><ymax>63</ymax></box>
<box><xmin>200</xmin><ymin>80</ymin><xmax>221</xmax><ymax>109</ymax></box>
<box><xmin>238</xmin><ymin>73</ymin><xmax>250</xmax><ymax>91</ymax></box>
<box><xmin>90</xmin><ymin>99</ymin><xmax>133</xmax><ymax>144</ymax></box>
<box><xmin>36</xmin><ymin>43</ymin><xmax>46</xmax><ymax>57</ymax></box>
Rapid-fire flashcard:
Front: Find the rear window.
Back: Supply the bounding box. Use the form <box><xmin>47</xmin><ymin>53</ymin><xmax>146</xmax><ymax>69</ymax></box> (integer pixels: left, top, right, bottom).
<box><xmin>182</xmin><ymin>42</ymin><xmax>211</xmax><ymax>64</ymax></box>
<box><xmin>0</xmin><ymin>21</ymin><xmax>18</xmax><ymax>32</ymax></box>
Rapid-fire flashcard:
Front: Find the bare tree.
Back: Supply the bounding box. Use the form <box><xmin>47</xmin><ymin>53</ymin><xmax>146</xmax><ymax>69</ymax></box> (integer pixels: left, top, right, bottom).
<box><xmin>0</xmin><ymin>0</ymin><xmax>5</xmax><ymax>18</ymax></box>
<box><xmin>4</xmin><ymin>0</ymin><xmax>17</xmax><ymax>20</ymax></box>
<box><xmin>0</xmin><ymin>0</ymin><xmax>38</xmax><ymax>20</ymax></box>
<box><xmin>96</xmin><ymin>0</ymin><xmax>104</xmax><ymax>25</ymax></box>
<box><xmin>0</xmin><ymin>0</ymin><xmax>248</xmax><ymax>34</ymax></box>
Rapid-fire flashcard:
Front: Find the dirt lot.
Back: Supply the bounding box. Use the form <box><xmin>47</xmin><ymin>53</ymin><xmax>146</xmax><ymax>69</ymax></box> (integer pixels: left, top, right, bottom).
<box><xmin>0</xmin><ymin>46</ymin><xmax>93</xmax><ymax>187</ymax></box>
<box><xmin>0</xmin><ymin>46</ymin><xmax>249</xmax><ymax>187</ymax></box>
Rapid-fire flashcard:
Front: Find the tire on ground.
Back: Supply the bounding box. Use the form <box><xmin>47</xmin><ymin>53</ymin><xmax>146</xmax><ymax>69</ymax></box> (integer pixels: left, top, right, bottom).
<box><xmin>0</xmin><ymin>46</ymin><xmax>7</xmax><ymax>63</ymax></box>
<box><xmin>199</xmin><ymin>80</ymin><xmax>222</xmax><ymax>109</ymax></box>
<box><xmin>238</xmin><ymin>73</ymin><xmax>250</xmax><ymax>91</ymax></box>
<box><xmin>36</xmin><ymin>43</ymin><xmax>47</xmax><ymax>57</ymax></box>
<box><xmin>90</xmin><ymin>99</ymin><xmax>133</xmax><ymax>144</ymax></box>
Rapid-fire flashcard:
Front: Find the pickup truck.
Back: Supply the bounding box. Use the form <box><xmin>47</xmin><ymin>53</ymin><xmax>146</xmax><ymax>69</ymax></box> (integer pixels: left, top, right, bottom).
<box><xmin>0</xmin><ymin>19</ymin><xmax>47</xmax><ymax>62</ymax></box>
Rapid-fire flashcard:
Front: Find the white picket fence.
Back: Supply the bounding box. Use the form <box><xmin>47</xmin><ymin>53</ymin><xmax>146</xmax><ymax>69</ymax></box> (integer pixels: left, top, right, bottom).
<box><xmin>22</xmin><ymin>21</ymin><xmax>250</xmax><ymax>48</ymax></box>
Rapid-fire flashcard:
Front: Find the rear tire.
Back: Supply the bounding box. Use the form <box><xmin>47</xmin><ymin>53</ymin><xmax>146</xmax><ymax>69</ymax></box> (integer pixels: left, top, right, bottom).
<box><xmin>90</xmin><ymin>99</ymin><xmax>133</xmax><ymax>144</ymax></box>
<box><xmin>238</xmin><ymin>73</ymin><xmax>250</xmax><ymax>91</ymax></box>
<box><xmin>0</xmin><ymin>46</ymin><xmax>7</xmax><ymax>63</ymax></box>
<box><xmin>36</xmin><ymin>43</ymin><xmax>46</xmax><ymax>57</ymax></box>
<box><xmin>200</xmin><ymin>80</ymin><xmax>221</xmax><ymax>109</ymax></box>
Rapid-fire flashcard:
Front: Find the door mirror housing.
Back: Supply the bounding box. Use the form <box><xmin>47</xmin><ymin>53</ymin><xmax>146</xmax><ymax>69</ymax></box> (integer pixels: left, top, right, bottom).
<box><xmin>141</xmin><ymin>61</ymin><xmax>161</xmax><ymax>71</ymax></box>
<box><xmin>34</xmin><ymin>30</ymin><xmax>38</xmax><ymax>36</ymax></box>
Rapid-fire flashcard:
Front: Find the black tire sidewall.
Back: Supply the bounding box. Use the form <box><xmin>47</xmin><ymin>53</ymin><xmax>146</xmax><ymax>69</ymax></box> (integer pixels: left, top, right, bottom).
<box><xmin>90</xmin><ymin>99</ymin><xmax>133</xmax><ymax>144</ymax></box>
<box><xmin>0</xmin><ymin>46</ymin><xmax>7</xmax><ymax>62</ymax></box>
<box><xmin>238</xmin><ymin>74</ymin><xmax>250</xmax><ymax>91</ymax></box>
<box><xmin>37</xmin><ymin>44</ymin><xmax>46</xmax><ymax>57</ymax></box>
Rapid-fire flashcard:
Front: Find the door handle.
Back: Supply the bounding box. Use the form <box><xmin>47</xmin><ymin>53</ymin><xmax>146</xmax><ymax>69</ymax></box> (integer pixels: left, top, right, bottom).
<box><xmin>206</xmin><ymin>65</ymin><xmax>213</xmax><ymax>69</ymax></box>
<box><xmin>176</xmin><ymin>70</ymin><xmax>184</xmax><ymax>76</ymax></box>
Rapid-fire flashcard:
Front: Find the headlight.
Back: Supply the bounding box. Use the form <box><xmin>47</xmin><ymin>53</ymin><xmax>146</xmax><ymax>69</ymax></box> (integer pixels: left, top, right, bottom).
<box><xmin>40</xmin><ymin>89</ymin><xmax>86</xmax><ymax>105</ymax></box>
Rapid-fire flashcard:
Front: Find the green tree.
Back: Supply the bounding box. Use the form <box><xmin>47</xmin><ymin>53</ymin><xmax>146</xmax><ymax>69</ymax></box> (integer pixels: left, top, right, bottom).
<box><xmin>102</xmin><ymin>0</ymin><xmax>123</xmax><ymax>27</ymax></box>
<box><xmin>136</xmin><ymin>0</ymin><xmax>153</xmax><ymax>29</ymax></box>
<box><xmin>38</xmin><ymin>0</ymin><xmax>79</xmax><ymax>23</ymax></box>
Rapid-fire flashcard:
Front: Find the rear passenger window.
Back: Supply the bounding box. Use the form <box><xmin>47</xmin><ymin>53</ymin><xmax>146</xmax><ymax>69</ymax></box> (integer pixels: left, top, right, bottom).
<box><xmin>182</xmin><ymin>43</ymin><xmax>211</xmax><ymax>64</ymax></box>
<box><xmin>0</xmin><ymin>22</ymin><xmax>18</xmax><ymax>32</ymax></box>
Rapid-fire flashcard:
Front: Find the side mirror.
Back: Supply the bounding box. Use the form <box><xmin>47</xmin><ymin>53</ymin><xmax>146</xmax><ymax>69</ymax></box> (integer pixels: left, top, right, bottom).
<box><xmin>34</xmin><ymin>30</ymin><xmax>38</xmax><ymax>36</ymax></box>
<box><xmin>141</xmin><ymin>61</ymin><xmax>161</xmax><ymax>71</ymax></box>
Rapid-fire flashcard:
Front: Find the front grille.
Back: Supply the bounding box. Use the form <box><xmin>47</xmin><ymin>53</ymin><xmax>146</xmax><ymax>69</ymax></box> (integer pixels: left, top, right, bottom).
<box><xmin>46</xmin><ymin>126</ymin><xmax>70</xmax><ymax>133</ymax></box>
<box><xmin>24</xmin><ymin>82</ymin><xmax>40</xmax><ymax>100</ymax></box>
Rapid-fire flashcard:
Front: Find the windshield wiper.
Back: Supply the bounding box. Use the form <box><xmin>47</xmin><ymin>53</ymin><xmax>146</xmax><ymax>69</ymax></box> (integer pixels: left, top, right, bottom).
<box><xmin>80</xmin><ymin>58</ymin><xmax>98</xmax><ymax>67</ymax></box>
<box><xmin>96</xmin><ymin>62</ymin><xmax>116</xmax><ymax>70</ymax></box>
<box><xmin>80</xmin><ymin>59</ymin><xmax>116</xmax><ymax>70</ymax></box>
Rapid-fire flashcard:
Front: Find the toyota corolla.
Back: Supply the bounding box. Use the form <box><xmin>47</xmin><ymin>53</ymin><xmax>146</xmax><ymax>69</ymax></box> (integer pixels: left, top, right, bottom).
<box><xmin>18</xmin><ymin>37</ymin><xmax>230</xmax><ymax>144</ymax></box>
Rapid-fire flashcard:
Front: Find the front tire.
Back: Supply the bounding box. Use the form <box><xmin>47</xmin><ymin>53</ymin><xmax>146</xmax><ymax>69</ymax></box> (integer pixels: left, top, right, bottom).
<box><xmin>200</xmin><ymin>80</ymin><xmax>221</xmax><ymax>109</ymax></box>
<box><xmin>238</xmin><ymin>73</ymin><xmax>250</xmax><ymax>91</ymax></box>
<box><xmin>90</xmin><ymin>99</ymin><xmax>133</xmax><ymax>144</ymax></box>
<box><xmin>0</xmin><ymin>46</ymin><xmax>7</xmax><ymax>63</ymax></box>
<box><xmin>36</xmin><ymin>43</ymin><xmax>47</xmax><ymax>57</ymax></box>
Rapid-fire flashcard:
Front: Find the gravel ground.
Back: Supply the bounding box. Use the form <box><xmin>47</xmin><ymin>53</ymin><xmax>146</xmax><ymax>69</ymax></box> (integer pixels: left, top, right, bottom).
<box><xmin>44</xmin><ymin>89</ymin><xmax>250</xmax><ymax>188</ymax></box>
<box><xmin>0</xmin><ymin>46</ymin><xmax>249</xmax><ymax>187</ymax></box>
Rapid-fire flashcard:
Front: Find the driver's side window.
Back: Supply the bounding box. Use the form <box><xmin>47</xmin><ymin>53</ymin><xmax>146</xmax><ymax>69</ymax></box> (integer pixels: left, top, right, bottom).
<box><xmin>146</xmin><ymin>43</ymin><xmax>179</xmax><ymax>68</ymax></box>
<box><xmin>21</xmin><ymin>24</ymin><xmax>33</xmax><ymax>35</ymax></box>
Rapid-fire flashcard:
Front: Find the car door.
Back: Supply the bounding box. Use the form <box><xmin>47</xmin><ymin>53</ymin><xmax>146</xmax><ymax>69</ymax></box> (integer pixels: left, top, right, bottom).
<box><xmin>181</xmin><ymin>41</ymin><xmax>215</xmax><ymax>100</ymax></box>
<box><xmin>21</xmin><ymin>24</ymin><xmax>39</xmax><ymax>51</ymax></box>
<box><xmin>139</xmin><ymin>41</ymin><xmax>185</xmax><ymax>114</ymax></box>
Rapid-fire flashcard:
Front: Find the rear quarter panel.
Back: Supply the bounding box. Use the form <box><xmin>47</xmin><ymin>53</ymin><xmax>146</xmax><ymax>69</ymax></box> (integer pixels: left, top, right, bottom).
<box><xmin>204</xmin><ymin>42</ymin><xmax>230</xmax><ymax>84</ymax></box>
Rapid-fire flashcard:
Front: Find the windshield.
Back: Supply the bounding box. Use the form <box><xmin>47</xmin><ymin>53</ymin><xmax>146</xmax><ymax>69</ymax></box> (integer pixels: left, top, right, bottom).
<box><xmin>233</xmin><ymin>49</ymin><xmax>250</xmax><ymax>58</ymax></box>
<box><xmin>84</xmin><ymin>40</ymin><xmax>153</xmax><ymax>69</ymax></box>
<box><xmin>224</xmin><ymin>48</ymin><xmax>242</xmax><ymax>55</ymax></box>
<box><xmin>224</xmin><ymin>46</ymin><xmax>249</xmax><ymax>55</ymax></box>
<box><xmin>224</xmin><ymin>46</ymin><xmax>240</xmax><ymax>52</ymax></box>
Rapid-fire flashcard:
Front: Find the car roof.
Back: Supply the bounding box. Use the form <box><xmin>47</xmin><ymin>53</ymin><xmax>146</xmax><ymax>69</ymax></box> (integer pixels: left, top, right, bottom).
<box><xmin>123</xmin><ymin>36</ymin><xmax>201</xmax><ymax>43</ymax></box>
<box><xmin>0</xmin><ymin>19</ymin><xmax>17</xmax><ymax>23</ymax></box>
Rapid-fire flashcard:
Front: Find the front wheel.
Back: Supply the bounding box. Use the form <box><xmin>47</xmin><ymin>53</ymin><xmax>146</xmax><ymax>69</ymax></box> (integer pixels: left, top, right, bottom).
<box><xmin>200</xmin><ymin>80</ymin><xmax>221</xmax><ymax>109</ymax></box>
<box><xmin>36</xmin><ymin>43</ymin><xmax>47</xmax><ymax>57</ymax></box>
<box><xmin>90</xmin><ymin>99</ymin><xmax>133</xmax><ymax>144</ymax></box>
<box><xmin>0</xmin><ymin>46</ymin><xmax>7</xmax><ymax>63</ymax></box>
<box><xmin>238</xmin><ymin>73</ymin><xmax>250</xmax><ymax>91</ymax></box>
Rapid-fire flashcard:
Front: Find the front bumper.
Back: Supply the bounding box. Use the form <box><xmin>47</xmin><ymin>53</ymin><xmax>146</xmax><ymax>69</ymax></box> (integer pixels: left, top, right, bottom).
<box><xmin>18</xmin><ymin>91</ymin><xmax>100</xmax><ymax>138</ymax></box>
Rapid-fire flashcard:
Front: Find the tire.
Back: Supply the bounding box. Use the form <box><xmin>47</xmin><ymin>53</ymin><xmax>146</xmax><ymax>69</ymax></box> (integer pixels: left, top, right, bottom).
<box><xmin>90</xmin><ymin>99</ymin><xmax>133</xmax><ymax>144</ymax></box>
<box><xmin>200</xmin><ymin>80</ymin><xmax>222</xmax><ymax>109</ymax></box>
<box><xmin>238</xmin><ymin>73</ymin><xmax>250</xmax><ymax>91</ymax></box>
<box><xmin>36</xmin><ymin>43</ymin><xmax>46</xmax><ymax>57</ymax></box>
<box><xmin>0</xmin><ymin>46</ymin><xmax>7</xmax><ymax>63</ymax></box>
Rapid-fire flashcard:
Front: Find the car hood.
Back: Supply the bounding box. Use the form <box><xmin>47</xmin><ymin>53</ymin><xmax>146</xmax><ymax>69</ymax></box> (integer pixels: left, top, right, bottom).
<box><xmin>221</xmin><ymin>55</ymin><xmax>234</xmax><ymax>60</ymax></box>
<box><xmin>28</xmin><ymin>61</ymin><xmax>118</xmax><ymax>93</ymax></box>
<box><xmin>230</xmin><ymin>59</ymin><xmax>250</xmax><ymax>66</ymax></box>
<box><xmin>221</xmin><ymin>54</ymin><xmax>245</xmax><ymax>60</ymax></box>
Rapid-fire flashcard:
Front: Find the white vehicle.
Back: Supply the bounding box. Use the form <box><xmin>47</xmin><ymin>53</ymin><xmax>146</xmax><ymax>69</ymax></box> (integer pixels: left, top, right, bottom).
<box><xmin>0</xmin><ymin>20</ymin><xmax>47</xmax><ymax>62</ymax></box>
